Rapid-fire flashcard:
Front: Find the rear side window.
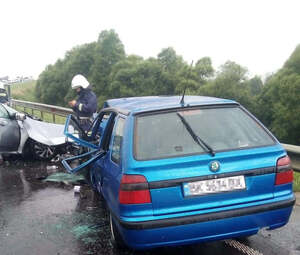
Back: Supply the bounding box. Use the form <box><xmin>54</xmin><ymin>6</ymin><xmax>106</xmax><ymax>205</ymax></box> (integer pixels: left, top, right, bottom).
<box><xmin>134</xmin><ymin>107</ymin><xmax>275</xmax><ymax>160</ymax></box>
<box><xmin>111</xmin><ymin>117</ymin><xmax>125</xmax><ymax>164</ymax></box>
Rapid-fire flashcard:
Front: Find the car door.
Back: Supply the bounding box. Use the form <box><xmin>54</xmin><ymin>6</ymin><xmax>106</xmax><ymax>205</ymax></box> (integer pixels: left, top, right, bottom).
<box><xmin>62</xmin><ymin>111</ymin><xmax>117</xmax><ymax>174</ymax></box>
<box><xmin>91</xmin><ymin>112</ymin><xmax>118</xmax><ymax>194</ymax></box>
<box><xmin>100</xmin><ymin>115</ymin><xmax>125</xmax><ymax>211</ymax></box>
<box><xmin>0</xmin><ymin>104</ymin><xmax>20</xmax><ymax>152</ymax></box>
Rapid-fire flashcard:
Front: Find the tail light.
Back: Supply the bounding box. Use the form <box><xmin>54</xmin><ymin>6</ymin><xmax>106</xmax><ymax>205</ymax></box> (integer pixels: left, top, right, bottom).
<box><xmin>119</xmin><ymin>174</ymin><xmax>151</xmax><ymax>204</ymax></box>
<box><xmin>275</xmin><ymin>155</ymin><xmax>293</xmax><ymax>185</ymax></box>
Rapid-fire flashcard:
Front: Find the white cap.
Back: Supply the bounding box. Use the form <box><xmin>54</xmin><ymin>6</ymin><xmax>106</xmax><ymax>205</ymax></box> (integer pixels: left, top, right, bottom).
<box><xmin>71</xmin><ymin>74</ymin><xmax>89</xmax><ymax>89</ymax></box>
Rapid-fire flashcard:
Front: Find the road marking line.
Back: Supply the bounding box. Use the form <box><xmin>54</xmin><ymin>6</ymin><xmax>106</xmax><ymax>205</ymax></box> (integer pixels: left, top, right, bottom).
<box><xmin>224</xmin><ymin>239</ymin><xmax>263</xmax><ymax>255</ymax></box>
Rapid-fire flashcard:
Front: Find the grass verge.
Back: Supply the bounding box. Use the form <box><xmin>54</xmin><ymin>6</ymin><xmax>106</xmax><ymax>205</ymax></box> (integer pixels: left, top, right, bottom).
<box><xmin>10</xmin><ymin>81</ymin><xmax>67</xmax><ymax>124</ymax></box>
<box><xmin>10</xmin><ymin>80</ymin><xmax>37</xmax><ymax>102</ymax></box>
<box><xmin>15</xmin><ymin>105</ymin><xmax>67</xmax><ymax>125</ymax></box>
<box><xmin>294</xmin><ymin>171</ymin><xmax>300</xmax><ymax>192</ymax></box>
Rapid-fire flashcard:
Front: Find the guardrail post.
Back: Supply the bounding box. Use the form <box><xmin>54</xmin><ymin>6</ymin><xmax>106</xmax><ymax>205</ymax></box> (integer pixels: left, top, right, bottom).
<box><xmin>4</xmin><ymin>84</ymin><xmax>11</xmax><ymax>101</ymax></box>
<box><xmin>282</xmin><ymin>144</ymin><xmax>300</xmax><ymax>172</ymax></box>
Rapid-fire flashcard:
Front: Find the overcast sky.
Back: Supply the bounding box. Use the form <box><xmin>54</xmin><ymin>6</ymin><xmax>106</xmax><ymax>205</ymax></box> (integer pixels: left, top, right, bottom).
<box><xmin>1</xmin><ymin>0</ymin><xmax>300</xmax><ymax>79</ymax></box>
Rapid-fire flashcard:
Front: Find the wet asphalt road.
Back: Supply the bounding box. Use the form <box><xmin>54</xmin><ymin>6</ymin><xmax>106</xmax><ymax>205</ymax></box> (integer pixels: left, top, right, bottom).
<box><xmin>0</xmin><ymin>160</ymin><xmax>299</xmax><ymax>255</ymax></box>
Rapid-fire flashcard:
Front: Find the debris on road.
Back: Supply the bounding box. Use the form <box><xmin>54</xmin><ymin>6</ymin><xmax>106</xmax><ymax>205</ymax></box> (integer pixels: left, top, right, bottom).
<box><xmin>46</xmin><ymin>165</ymin><xmax>59</xmax><ymax>170</ymax></box>
<box><xmin>44</xmin><ymin>172</ymin><xmax>86</xmax><ymax>185</ymax></box>
<box><xmin>74</xmin><ymin>185</ymin><xmax>81</xmax><ymax>193</ymax></box>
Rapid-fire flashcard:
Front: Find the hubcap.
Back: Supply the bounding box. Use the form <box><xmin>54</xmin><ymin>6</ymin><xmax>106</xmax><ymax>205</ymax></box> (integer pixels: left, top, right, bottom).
<box><xmin>34</xmin><ymin>143</ymin><xmax>55</xmax><ymax>159</ymax></box>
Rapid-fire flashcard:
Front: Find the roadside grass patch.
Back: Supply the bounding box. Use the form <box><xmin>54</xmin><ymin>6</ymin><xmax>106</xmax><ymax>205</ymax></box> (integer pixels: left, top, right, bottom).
<box><xmin>10</xmin><ymin>81</ymin><xmax>67</xmax><ymax>124</ymax></box>
<box><xmin>14</xmin><ymin>105</ymin><xmax>67</xmax><ymax>124</ymax></box>
<box><xmin>294</xmin><ymin>171</ymin><xmax>300</xmax><ymax>192</ymax></box>
<box><xmin>11</xmin><ymin>80</ymin><xmax>37</xmax><ymax>102</ymax></box>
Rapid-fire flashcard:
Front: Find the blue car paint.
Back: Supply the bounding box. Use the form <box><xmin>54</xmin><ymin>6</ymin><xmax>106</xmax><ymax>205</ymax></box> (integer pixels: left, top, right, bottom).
<box><xmin>62</xmin><ymin>148</ymin><xmax>104</xmax><ymax>174</ymax></box>
<box><xmin>69</xmin><ymin>96</ymin><xmax>294</xmax><ymax>249</ymax></box>
<box><xmin>116</xmin><ymin>205</ymin><xmax>293</xmax><ymax>249</ymax></box>
<box><xmin>124</xmin><ymin>145</ymin><xmax>284</xmax><ymax>216</ymax></box>
<box><xmin>104</xmin><ymin>96</ymin><xmax>234</xmax><ymax>114</ymax></box>
<box><xmin>91</xmin><ymin>115</ymin><xmax>127</xmax><ymax>216</ymax></box>
<box><xmin>64</xmin><ymin>115</ymin><xmax>99</xmax><ymax>149</ymax></box>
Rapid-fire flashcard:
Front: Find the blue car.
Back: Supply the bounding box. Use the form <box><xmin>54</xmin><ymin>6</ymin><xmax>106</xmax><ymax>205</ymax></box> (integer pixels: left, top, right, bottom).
<box><xmin>63</xmin><ymin>96</ymin><xmax>295</xmax><ymax>250</ymax></box>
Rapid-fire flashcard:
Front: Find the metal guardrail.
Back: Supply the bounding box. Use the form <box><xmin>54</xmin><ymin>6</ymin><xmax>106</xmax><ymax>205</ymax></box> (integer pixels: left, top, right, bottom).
<box><xmin>282</xmin><ymin>144</ymin><xmax>300</xmax><ymax>172</ymax></box>
<box><xmin>7</xmin><ymin>99</ymin><xmax>300</xmax><ymax>172</ymax></box>
<box><xmin>10</xmin><ymin>99</ymin><xmax>72</xmax><ymax>123</ymax></box>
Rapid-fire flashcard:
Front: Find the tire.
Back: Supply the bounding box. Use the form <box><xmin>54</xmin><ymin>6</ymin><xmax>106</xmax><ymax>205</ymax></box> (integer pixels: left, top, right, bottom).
<box><xmin>30</xmin><ymin>140</ymin><xmax>57</xmax><ymax>161</ymax></box>
<box><xmin>110</xmin><ymin>213</ymin><xmax>126</xmax><ymax>249</ymax></box>
<box><xmin>89</xmin><ymin>170</ymin><xmax>97</xmax><ymax>191</ymax></box>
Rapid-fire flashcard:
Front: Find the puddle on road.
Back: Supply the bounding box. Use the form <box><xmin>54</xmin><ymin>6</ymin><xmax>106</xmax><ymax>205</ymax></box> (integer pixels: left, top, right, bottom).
<box><xmin>1</xmin><ymin>160</ymin><xmax>298</xmax><ymax>255</ymax></box>
<box><xmin>44</xmin><ymin>186</ymin><xmax>115</xmax><ymax>255</ymax></box>
<box><xmin>0</xmin><ymin>160</ymin><xmax>120</xmax><ymax>255</ymax></box>
<box><xmin>0</xmin><ymin>161</ymin><xmax>104</xmax><ymax>255</ymax></box>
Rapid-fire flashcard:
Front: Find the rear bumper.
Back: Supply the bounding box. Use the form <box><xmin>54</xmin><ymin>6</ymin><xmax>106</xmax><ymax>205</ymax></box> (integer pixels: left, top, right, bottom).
<box><xmin>119</xmin><ymin>197</ymin><xmax>295</xmax><ymax>230</ymax></box>
<box><xmin>116</xmin><ymin>196</ymin><xmax>295</xmax><ymax>249</ymax></box>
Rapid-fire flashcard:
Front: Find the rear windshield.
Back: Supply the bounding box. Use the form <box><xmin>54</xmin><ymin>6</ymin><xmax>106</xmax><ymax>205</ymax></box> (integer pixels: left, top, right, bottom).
<box><xmin>134</xmin><ymin>107</ymin><xmax>275</xmax><ymax>160</ymax></box>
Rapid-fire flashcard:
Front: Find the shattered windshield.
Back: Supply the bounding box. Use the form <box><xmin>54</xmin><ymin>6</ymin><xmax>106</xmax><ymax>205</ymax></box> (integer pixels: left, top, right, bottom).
<box><xmin>134</xmin><ymin>106</ymin><xmax>275</xmax><ymax>160</ymax></box>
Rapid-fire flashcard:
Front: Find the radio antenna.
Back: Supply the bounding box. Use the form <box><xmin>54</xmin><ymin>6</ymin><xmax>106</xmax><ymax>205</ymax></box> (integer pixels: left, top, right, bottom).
<box><xmin>180</xmin><ymin>60</ymin><xmax>193</xmax><ymax>106</ymax></box>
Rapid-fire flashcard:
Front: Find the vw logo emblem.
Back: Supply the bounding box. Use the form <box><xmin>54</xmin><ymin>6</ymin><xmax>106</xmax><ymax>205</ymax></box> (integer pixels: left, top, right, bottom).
<box><xmin>210</xmin><ymin>161</ymin><xmax>220</xmax><ymax>172</ymax></box>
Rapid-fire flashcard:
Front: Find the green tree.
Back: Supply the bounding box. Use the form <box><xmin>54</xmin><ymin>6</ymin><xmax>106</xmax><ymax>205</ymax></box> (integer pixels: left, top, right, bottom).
<box><xmin>34</xmin><ymin>29</ymin><xmax>300</xmax><ymax>145</ymax></box>
<box><xmin>246</xmin><ymin>76</ymin><xmax>263</xmax><ymax>96</ymax></box>
<box><xmin>257</xmin><ymin>45</ymin><xmax>300</xmax><ymax>144</ymax></box>
<box><xmin>175</xmin><ymin>62</ymin><xmax>198</xmax><ymax>95</ymax></box>
<box><xmin>283</xmin><ymin>44</ymin><xmax>300</xmax><ymax>75</ymax></box>
<box><xmin>199</xmin><ymin>61</ymin><xmax>254</xmax><ymax>111</ymax></box>
<box><xmin>90</xmin><ymin>30</ymin><xmax>125</xmax><ymax>98</ymax></box>
<box><xmin>109</xmin><ymin>57</ymin><xmax>178</xmax><ymax>99</ymax></box>
<box><xmin>36</xmin><ymin>60</ymin><xmax>69</xmax><ymax>106</ymax></box>
<box><xmin>218</xmin><ymin>61</ymin><xmax>248</xmax><ymax>83</ymax></box>
<box><xmin>157</xmin><ymin>47</ymin><xmax>184</xmax><ymax>73</ymax></box>
<box><xmin>194</xmin><ymin>57</ymin><xmax>214</xmax><ymax>85</ymax></box>
<box><xmin>36</xmin><ymin>43</ymin><xmax>97</xmax><ymax>106</ymax></box>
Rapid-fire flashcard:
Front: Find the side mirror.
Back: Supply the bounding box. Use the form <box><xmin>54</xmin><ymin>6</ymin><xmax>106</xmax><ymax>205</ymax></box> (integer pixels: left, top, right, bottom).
<box><xmin>15</xmin><ymin>113</ymin><xmax>26</xmax><ymax>121</ymax></box>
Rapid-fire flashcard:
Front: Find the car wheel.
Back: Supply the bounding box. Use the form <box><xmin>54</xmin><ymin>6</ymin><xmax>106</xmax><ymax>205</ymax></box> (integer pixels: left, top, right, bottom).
<box><xmin>110</xmin><ymin>213</ymin><xmax>126</xmax><ymax>249</ymax></box>
<box><xmin>30</xmin><ymin>141</ymin><xmax>57</xmax><ymax>160</ymax></box>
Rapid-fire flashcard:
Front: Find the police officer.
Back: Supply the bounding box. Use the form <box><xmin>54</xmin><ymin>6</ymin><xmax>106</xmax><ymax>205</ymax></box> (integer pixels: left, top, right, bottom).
<box><xmin>68</xmin><ymin>74</ymin><xmax>97</xmax><ymax>131</ymax></box>
<box><xmin>0</xmin><ymin>82</ymin><xmax>9</xmax><ymax>104</ymax></box>
<box><xmin>0</xmin><ymin>82</ymin><xmax>8</xmax><ymax>164</ymax></box>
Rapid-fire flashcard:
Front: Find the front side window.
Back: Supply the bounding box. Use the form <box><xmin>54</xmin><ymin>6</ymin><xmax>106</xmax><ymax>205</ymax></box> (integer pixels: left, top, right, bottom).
<box><xmin>111</xmin><ymin>117</ymin><xmax>125</xmax><ymax>164</ymax></box>
<box><xmin>134</xmin><ymin>107</ymin><xmax>275</xmax><ymax>160</ymax></box>
<box><xmin>0</xmin><ymin>104</ymin><xmax>9</xmax><ymax>119</ymax></box>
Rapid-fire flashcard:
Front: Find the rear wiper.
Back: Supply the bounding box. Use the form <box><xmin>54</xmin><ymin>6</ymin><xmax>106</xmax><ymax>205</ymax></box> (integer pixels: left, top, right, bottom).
<box><xmin>176</xmin><ymin>112</ymin><xmax>215</xmax><ymax>157</ymax></box>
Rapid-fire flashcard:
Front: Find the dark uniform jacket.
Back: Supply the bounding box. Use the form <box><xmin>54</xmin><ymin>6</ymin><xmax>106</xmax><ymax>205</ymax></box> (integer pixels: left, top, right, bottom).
<box><xmin>72</xmin><ymin>88</ymin><xmax>97</xmax><ymax>131</ymax></box>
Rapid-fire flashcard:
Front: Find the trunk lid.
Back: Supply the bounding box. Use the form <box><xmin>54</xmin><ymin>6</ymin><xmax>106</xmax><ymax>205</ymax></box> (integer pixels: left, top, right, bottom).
<box><xmin>131</xmin><ymin>105</ymin><xmax>282</xmax><ymax>216</ymax></box>
<box><xmin>129</xmin><ymin>145</ymin><xmax>284</xmax><ymax>216</ymax></box>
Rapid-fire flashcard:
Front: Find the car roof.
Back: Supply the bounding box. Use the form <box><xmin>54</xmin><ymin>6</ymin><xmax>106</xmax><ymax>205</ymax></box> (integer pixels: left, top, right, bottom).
<box><xmin>103</xmin><ymin>96</ymin><xmax>238</xmax><ymax>115</ymax></box>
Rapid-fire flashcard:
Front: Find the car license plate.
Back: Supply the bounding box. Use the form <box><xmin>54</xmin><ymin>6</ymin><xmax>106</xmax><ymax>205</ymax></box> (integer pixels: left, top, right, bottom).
<box><xmin>183</xmin><ymin>175</ymin><xmax>246</xmax><ymax>196</ymax></box>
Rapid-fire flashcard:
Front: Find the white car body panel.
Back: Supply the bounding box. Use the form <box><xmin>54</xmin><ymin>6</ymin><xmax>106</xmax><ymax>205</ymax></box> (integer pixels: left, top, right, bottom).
<box><xmin>22</xmin><ymin>118</ymin><xmax>66</xmax><ymax>146</ymax></box>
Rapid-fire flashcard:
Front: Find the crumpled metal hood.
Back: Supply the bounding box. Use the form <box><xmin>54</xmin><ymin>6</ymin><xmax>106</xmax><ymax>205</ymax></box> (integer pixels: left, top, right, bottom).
<box><xmin>23</xmin><ymin>117</ymin><xmax>66</xmax><ymax>146</ymax></box>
